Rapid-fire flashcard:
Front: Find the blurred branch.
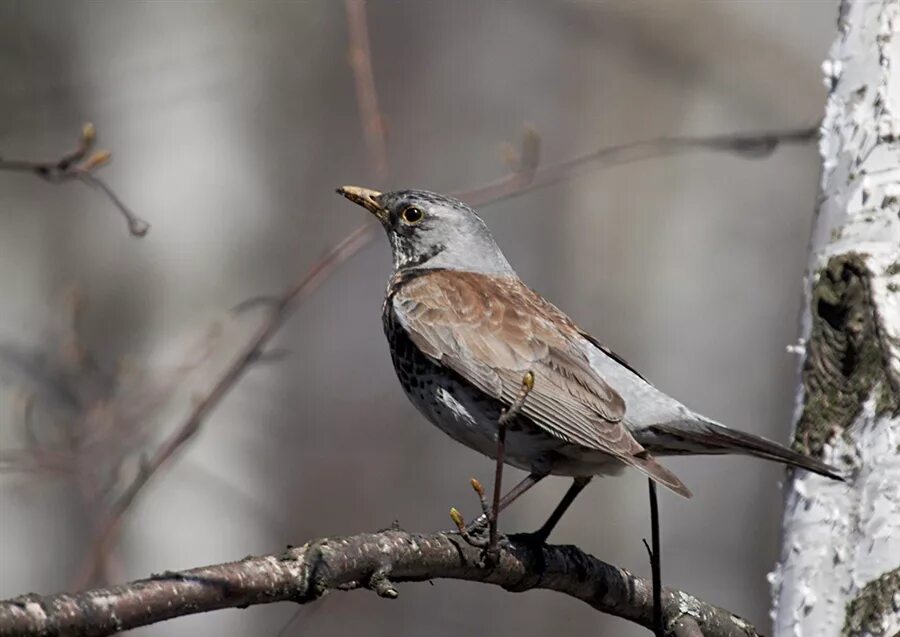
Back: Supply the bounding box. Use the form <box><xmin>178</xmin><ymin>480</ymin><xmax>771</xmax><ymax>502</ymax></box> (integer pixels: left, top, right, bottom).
<box><xmin>1</xmin><ymin>529</ymin><xmax>761</xmax><ymax>637</ymax></box>
<box><xmin>0</xmin><ymin>123</ymin><xmax>150</xmax><ymax>237</ymax></box>
<box><xmin>75</xmin><ymin>0</ymin><xmax>391</xmax><ymax>584</ymax></box>
<box><xmin>73</xmin><ymin>223</ymin><xmax>375</xmax><ymax>588</ymax></box>
<box><xmin>72</xmin><ymin>123</ymin><xmax>819</xmax><ymax>587</ymax></box>
<box><xmin>457</xmin><ymin>125</ymin><xmax>818</xmax><ymax>206</ymax></box>
<box><xmin>344</xmin><ymin>0</ymin><xmax>389</xmax><ymax>181</ymax></box>
<box><xmin>0</xmin><ymin>292</ymin><xmax>223</xmax><ymax>586</ymax></box>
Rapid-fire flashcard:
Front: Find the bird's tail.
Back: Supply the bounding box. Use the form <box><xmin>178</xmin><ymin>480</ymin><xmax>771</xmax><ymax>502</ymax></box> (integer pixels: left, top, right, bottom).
<box><xmin>625</xmin><ymin>453</ymin><xmax>694</xmax><ymax>499</ymax></box>
<box><xmin>636</xmin><ymin>419</ymin><xmax>844</xmax><ymax>481</ymax></box>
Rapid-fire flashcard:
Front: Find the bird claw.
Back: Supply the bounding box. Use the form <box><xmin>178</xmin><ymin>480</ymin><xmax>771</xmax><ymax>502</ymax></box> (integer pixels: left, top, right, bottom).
<box><xmin>466</xmin><ymin>514</ymin><xmax>492</xmax><ymax>545</ymax></box>
<box><xmin>511</xmin><ymin>528</ymin><xmax>551</xmax><ymax>547</ymax></box>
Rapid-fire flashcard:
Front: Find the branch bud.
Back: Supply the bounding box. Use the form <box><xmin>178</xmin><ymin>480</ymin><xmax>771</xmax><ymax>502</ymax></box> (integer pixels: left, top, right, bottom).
<box><xmin>449</xmin><ymin>507</ymin><xmax>465</xmax><ymax>531</ymax></box>
<box><xmin>83</xmin><ymin>150</ymin><xmax>112</xmax><ymax>171</ymax></box>
<box><xmin>81</xmin><ymin>122</ymin><xmax>96</xmax><ymax>145</ymax></box>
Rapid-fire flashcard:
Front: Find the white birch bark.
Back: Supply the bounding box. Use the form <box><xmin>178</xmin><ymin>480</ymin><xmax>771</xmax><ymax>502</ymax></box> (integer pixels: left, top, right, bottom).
<box><xmin>771</xmin><ymin>2</ymin><xmax>900</xmax><ymax>636</ymax></box>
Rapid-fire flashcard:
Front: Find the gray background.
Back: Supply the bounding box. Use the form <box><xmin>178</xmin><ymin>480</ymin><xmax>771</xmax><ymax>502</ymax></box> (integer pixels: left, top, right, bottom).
<box><xmin>0</xmin><ymin>2</ymin><xmax>835</xmax><ymax>635</ymax></box>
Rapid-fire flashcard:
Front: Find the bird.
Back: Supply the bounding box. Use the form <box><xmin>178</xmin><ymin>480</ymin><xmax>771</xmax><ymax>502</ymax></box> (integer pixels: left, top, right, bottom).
<box><xmin>336</xmin><ymin>185</ymin><xmax>842</xmax><ymax>542</ymax></box>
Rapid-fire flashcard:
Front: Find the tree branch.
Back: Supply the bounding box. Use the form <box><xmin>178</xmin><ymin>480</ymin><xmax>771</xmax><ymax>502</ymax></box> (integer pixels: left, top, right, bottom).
<box><xmin>344</xmin><ymin>0</ymin><xmax>389</xmax><ymax>181</ymax></box>
<box><xmin>456</xmin><ymin>125</ymin><xmax>817</xmax><ymax>207</ymax></box>
<box><xmin>0</xmin><ymin>529</ymin><xmax>761</xmax><ymax>637</ymax></box>
<box><xmin>0</xmin><ymin>123</ymin><xmax>150</xmax><ymax>237</ymax></box>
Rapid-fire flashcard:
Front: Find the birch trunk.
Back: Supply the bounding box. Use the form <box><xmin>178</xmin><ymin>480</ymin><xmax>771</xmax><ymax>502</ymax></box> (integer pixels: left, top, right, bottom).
<box><xmin>771</xmin><ymin>2</ymin><xmax>900</xmax><ymax>636</ymax></box>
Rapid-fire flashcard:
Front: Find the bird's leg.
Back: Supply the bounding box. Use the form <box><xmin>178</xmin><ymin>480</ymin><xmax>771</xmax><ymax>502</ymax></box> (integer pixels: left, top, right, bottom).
<box><xmin>525</xmin><ymin>476</ymin><xmax>592</xmax><ymax>544</ymax></box>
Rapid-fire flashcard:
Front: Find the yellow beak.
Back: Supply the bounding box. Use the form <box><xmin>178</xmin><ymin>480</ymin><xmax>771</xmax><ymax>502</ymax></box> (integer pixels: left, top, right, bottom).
<box><xmin>336</xmin><ymin>185</ymin><xmax>385</xmax><ymax>220</ymax></box>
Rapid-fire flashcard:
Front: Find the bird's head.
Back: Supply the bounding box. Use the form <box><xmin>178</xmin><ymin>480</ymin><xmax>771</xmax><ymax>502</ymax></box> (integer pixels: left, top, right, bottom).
<box><xmin>336</xmin><ymin>186</ymin><xmax>514</xmax><ymax>276</ymax></box>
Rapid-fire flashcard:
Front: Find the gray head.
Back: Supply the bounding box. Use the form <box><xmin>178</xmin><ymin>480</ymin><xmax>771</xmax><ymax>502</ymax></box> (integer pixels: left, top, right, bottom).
<box><xmin>336</xmin><ymin>186</ymin><xmax>515</xmax><ymax>276</ymax></box>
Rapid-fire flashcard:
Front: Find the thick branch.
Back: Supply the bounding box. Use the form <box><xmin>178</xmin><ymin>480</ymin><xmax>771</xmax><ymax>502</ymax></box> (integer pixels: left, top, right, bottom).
<box><xmin>0</xmin><ymin>530</ymin><xmax>760</xmax><ymax>637</ymax></box>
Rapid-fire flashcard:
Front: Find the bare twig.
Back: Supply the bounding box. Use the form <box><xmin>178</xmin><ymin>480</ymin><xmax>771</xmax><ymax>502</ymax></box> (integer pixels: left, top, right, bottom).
<box><xmin>489</xmin><ymin>370</ymin><xmax>535</xmax><ymax>549</ymax></box>
<box><xmin>0</xmin><ymin>529</ymin><xmax>762</xmax><ymax>637</ymax></box>
<box><xmin>456</xmin><ymin>125</ymin><xmax>817</xmax><ymax>207</ymax></box>
<box><xmin>72</xmin><ymin>124</ymin><xmax>818</xmax><ymax>588</ymax></box>
<box><xmin>0</xmin><ymin>123</ymin><xmax>150</xmax><ymax>237</ymax></box>
<box><xmin>448</xmin><ymin>477</ymin><xmax>491</xmax><ymax>548</ymax></box>
<box><xmin>648</xmin><ymin>480</ymin><xmax>663</xmax><ymax>637</ymax></box>
<box><xmin>344</xmin><ymin>0</ymin><xmax>389</xmax><ymax>181</ymax></box>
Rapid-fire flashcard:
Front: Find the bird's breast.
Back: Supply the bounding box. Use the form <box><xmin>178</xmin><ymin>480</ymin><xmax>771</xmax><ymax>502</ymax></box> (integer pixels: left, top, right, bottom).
<box><xmin>382</xmin><ymin>303</ymin><xmax>563</xmax><ymax>472</ymax></box>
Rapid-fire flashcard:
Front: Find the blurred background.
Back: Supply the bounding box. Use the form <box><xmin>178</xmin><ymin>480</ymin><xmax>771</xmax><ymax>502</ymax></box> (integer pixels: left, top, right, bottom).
<box><xmin>0</xmin><ymin>1</ymin><xmax>837</xmax><ymax>635</ymax></box>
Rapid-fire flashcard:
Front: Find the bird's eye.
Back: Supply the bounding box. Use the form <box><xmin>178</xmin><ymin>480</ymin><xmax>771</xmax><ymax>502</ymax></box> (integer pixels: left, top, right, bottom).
<box><xmin>400</xmin><ymin>206</ymin><xmax>424</xmax><ymax>224</ymax></box>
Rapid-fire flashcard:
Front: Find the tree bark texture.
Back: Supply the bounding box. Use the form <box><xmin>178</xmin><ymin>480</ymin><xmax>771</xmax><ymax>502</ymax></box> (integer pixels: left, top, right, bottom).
<box><xmin>771</xmin><ymin>2</ymin><xmax>900</xmax><ymax>636</ymax></box>
<box><xmin>0</xmin><ymin>530</ymin><xmax>762</xmax><ymax>637</ymax></box>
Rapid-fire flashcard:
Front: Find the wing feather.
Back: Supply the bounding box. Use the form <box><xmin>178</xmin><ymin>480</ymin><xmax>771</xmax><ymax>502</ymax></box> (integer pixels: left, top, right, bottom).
<box><xmin>392</xmin><ymin>271</ymin><xmax>639</xmax><ymax>458</ymax></box>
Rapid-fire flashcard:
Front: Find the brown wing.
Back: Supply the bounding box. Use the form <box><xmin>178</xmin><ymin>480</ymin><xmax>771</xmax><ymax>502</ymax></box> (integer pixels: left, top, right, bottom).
<box><xmin>392</xmin><ymin>271</ymin><xmax>647</xmax><ymax>457</ymax></box>
<box><xmin>392</xmin><ymin>270</ymin><xmax>691</xmax><ymax>497</ymax></box>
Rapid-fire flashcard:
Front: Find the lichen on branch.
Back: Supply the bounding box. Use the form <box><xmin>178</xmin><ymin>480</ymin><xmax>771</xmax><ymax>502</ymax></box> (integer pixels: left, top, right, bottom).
<box><xmin>794</xmin><ymin>253</ymin><xmax>900</xmax><ymax>460</ymax></box>
<box><xmin>842</xmin><ymin>567</ymin><xmax>900</xmax><ymax>637</ymax></box>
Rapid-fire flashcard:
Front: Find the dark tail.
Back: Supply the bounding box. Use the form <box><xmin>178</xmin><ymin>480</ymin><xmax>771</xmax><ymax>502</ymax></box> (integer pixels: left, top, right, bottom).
<box><xmin>636</xmin><ymin>420</ymin><xmax>844</xmax><ymax>481</ymax></box>
<box><xmin>626</xmin><ymin>453</ymin><xmax>694</xmax><ymax>499</ymax></box>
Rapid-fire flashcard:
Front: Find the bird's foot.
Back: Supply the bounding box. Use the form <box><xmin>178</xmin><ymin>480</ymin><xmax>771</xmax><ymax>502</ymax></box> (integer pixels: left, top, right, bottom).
<box><xmin>512</xmin><ymin>527</ymin><xmax>551</xmax><ymax>548</ymax></box>
<box><xmin>511</xmin><ymin>515</ymin><xmax>558</xmax><ymax>547</ymax></box>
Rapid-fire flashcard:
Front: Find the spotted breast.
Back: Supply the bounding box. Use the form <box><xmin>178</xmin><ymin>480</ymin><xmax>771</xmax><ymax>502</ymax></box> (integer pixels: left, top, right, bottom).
<box><xmin>382</xmin><ymin>270</ymin><xmax>593</xmax><ymax>476</ymax></box>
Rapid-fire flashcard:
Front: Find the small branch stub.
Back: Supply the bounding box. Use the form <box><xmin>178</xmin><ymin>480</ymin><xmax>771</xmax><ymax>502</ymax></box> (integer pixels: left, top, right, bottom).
<box><xmin>367</xmin><ymin>568</ymin><xmax>398</xmax><ymax>599</ymax></box>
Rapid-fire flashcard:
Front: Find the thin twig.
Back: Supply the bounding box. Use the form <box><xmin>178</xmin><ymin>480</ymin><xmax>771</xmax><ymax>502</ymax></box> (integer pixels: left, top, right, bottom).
<box><xmin>0</xmin><ymin>123</ymin><xmax>150</xmax><ymax>237</ymax></box>
<box><xmin>648</xmin><ymin>480</ymin><xmax>663</xmax><ymax>637</ymax></box>
<box><xmin>344</xmin><ymin>0</ymin><xmax>389</xmax><ymax>181</ymax></box>
<box><xmin>73</xmin><ymin>124</ymin><xmax>818</xmax><ymax>588</ymax></box>
<box><xmin>489</xmin><ymin>418</ymin><xmax>508</xmax><ymax>551</ymax></box>
<box><xmin>490</xmin><ymin>371</ymin><xmax>535</xmax><ymax>549</ymax></box>
<box><xmin>451</xmin><ymin>477</ymin><xmax>491</xmax><ymax>549</ymax></box>
<box><xmin>456</xmin><ymin>125</ymin><xmax>818</xmax><ymax>207</ymax></box>
<box><xmin>1</xmin><ymin>529</ymin><xmax>762</xmax><ymax>637</ymax></box>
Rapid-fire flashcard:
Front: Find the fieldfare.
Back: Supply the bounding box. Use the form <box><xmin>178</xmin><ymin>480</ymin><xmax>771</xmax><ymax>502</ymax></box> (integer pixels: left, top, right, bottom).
<box><xmin>337</xmin><ymin>186</ymin><xmax>841</xmax><ymax>541</ymax></box>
